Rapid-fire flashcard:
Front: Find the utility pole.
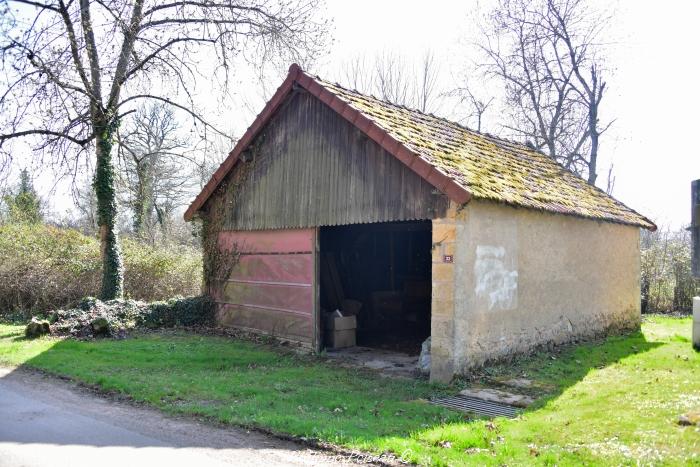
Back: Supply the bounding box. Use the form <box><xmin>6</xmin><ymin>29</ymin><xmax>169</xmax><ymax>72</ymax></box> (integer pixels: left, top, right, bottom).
<box><xmin>692</xmin><ymin>180</ymin><xmax>699</xmax><ymax>278</ymax></box>
<box><xmin>691</xmin><ymin>179</ymin><xmax>699</xmax><ymax>350</ymax></box>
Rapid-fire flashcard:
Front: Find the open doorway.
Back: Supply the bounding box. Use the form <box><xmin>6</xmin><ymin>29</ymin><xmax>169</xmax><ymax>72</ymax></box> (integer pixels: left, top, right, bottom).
<box><xmin>319</xmin><ymin>220</ymin><xmax>432</xmax><ymax>355</ymax></box>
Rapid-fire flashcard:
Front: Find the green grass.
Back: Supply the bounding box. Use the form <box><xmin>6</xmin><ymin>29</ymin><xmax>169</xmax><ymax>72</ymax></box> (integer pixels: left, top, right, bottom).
<box><xmin>1</xmin><ymin>316</ymin><xmax>698</xmax><ymax>465</ymax></box>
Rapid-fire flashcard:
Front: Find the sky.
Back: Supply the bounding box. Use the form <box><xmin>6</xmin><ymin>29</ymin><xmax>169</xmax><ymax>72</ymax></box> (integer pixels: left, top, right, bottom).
<box><xmin>317</xmin><ymin>0</ymin><xmax>700</xmax><ymax>229</ymax></box>
<box><xmin>8</xmin><ymin>0</ymin><xmax>700</xmax><ymax>229</ymax></box>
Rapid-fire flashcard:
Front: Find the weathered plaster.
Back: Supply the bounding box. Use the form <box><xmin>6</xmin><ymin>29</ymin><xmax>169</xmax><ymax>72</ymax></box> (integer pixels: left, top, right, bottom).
<box><xmin>430</xmin><ymin>199</ymin><xmax>641</xmax><ymax>382</ymax></box>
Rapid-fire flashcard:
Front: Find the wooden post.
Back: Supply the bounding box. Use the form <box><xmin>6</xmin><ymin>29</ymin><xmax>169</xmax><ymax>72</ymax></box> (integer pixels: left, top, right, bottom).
<box><xmin>313</xmin><ymin>227</ymin><xmax>322</xmax><ymax>353</ymax></box>
<box><xmin>694</xmin><ymin>297</ymin><xmax>700</xmax><ymax>351</ymax></box>
<box><xmin>692</xmin><ymin>179</ymin><xmax>699</xmax><ymax>278</ymax></box>
<box><xmin>692</xmin><ymin>180</ymin><xmax>699</xmax><ymax>350</ymax></box>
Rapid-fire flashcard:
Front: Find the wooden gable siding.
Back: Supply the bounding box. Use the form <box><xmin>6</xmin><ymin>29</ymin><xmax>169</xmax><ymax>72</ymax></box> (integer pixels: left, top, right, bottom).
<box><xmin>207</xmin><ymin>90</ymin><xmax>448</xmax><ymax>231</ymax></box>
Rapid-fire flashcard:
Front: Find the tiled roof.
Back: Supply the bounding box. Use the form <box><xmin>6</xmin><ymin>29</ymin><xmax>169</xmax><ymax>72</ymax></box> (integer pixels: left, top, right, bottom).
<box><xmin>185</xmin><ymin>65</ymin><xmax>655</xmax><ymax>230</ymax></box>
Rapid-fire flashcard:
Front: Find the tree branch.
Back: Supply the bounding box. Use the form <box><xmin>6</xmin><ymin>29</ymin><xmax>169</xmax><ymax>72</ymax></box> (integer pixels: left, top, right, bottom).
<box><xmin>107</xmin><ymin>0</ymin><xmax>145</xmax><ymax>111</ymax></box>
<box><xmin>116</xmin><ymin>94</ymin><xmax>232</xmax><ymax>140</ymax></box>
<box><xmin>78</xmin><ymin>0</ymin><xmax>103</xmax><ymax>110</ymax></box>
<box><xmin>57</xmin><ymin>0</ymin><xmax>93</xmax><ymax>94</ymax></box>
<box><xmin>0</xmin><ymin>129</ymin><xmax>93</xmax><ymax>146</ymax></box>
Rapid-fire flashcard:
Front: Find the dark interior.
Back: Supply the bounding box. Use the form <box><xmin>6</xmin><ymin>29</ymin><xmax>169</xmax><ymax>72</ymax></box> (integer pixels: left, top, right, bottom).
<box><xmin>319</xmin><ymin>220</ymin><xmax>432</xmax><ymax>354</ymax></box>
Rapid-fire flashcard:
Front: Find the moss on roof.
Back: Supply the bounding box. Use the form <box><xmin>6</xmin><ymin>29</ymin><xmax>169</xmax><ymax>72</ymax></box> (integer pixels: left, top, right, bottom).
<box><xmin>317</xmin><ymin>77</ymin><xmax>655</xmax><ymax>230</ymax></box>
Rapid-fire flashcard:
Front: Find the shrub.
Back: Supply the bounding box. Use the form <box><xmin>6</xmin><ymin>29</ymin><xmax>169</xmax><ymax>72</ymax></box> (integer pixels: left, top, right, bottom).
<box><xmin>121</xmin><ymin>237</ymin><xmax>203</xmax><ymax>303</ymax></box>
<box><xmin>641</xmin><ymin>227</ymin><xmax>699</xmax><ymax>313</ymax></box>
<box><xmin>0</xmin><ymin>223</ymin><xmax>203</xmax><ymax>318</ymax></box>
<box><xmin>44</xmin><ymin>295</ymin><xmax>214</xmax><ymax>338</ymax></box>
<box><xmin>139</xmin><ymin>295</ymin><xmax>215</xmax><ymax>328</ymax></box>
<box><xmin>0</xmin><ymin>223</ymin><xmax>101</xmax><ymax>316</ymax></box>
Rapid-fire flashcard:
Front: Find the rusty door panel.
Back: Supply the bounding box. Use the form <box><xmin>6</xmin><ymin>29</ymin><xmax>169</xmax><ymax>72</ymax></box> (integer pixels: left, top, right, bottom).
<box><xmin>221</xmin><ymin>282</ymin><xmax>313</xmax><ymax>315</ymax></box>
<box><xmin>218</xmin><ymin>229</ymin><xmax>313</xmax><ymax>254</ymax></box>
<box><xmin>216</xmin><ymin>303</ymin><xmax>314</xmax><ymax>343</ymax></box>
<box><xmin>229</xmin><ymin>254</ymin><xmax>313</xmax><ymax>284</ymax></box>
<box><xmin>214</xmin><ymin>228</ymin><xmax>315</xmax><ymax>344</ymax></box>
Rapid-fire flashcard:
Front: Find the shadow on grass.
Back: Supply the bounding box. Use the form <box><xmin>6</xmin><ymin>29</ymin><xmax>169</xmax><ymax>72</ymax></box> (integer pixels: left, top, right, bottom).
<box><xmin>462</xmin><ymin>328</ymin><xmax>664</xmax><ymax>407</ymax></box>
<box><xmin>0</xmin><ymin>327</ymin><xmax>23</xmax><ymax>340</ymax></box>
<box><xmin>0</xmin><ymin>324</ymin><xmax>46</xmax><ymax>342</ymax></box>
<box><xmin>0</xmin><ymin>321</ymin><xmax>685</xmax><ymax>466</ymax></box>
<box><xmin>1</xmin><ymin>330</ymin><xmax>464</xmax><ymax>457</ymax></box>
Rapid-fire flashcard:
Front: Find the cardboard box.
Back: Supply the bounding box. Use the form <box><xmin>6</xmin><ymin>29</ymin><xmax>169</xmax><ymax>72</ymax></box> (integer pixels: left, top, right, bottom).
<box><xmin>324</xmin><ymin>314</ymin><xmax>356</xmax><ymax>331</ymax></box>
<box><xmin>326</xmin><ymin>329</ymin><xmax>356</xmax><ymax>349</ymax></box>
<box><xmin>324</xmin><ymin>312</ymin><xmax>357</xmax><ymax>349</ymax></box>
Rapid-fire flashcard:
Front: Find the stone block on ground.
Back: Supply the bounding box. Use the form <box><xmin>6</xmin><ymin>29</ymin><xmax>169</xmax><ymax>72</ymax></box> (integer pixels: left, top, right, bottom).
<box><xmin>678</xmin><ymin>410</ymin><xmax>700</xmax><ymax>426</ymax></box>
<box><xmin>25</xmin><ymin>318</ymin><xmax>50</xmax><ymax>338</ymax></box>
<box><xmin>496</xmin><ymin>377</ymin><xmax>534</xmax><ymax>389</ymax></box>
<box><xmin>417</xmin><ymin>337</ymin><xmax>431</xmax><ymax>375</ymax></box>
<box><xmin>459</xmin><ymin>387</ymin><xmax>535</xmax><ymax>408</ymax></box>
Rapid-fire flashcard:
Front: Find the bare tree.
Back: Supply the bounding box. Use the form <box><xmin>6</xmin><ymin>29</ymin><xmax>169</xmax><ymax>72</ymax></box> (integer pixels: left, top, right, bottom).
<box><xmin>340</xmin><ymin>50</ymin><xmax>441</xmax><ymax>113</ymax></box>
<box><xmin>373</xmin><ymin>51</ymin><xmax>413</xmax><ymax>107</ymax></box>
<box><xmin>416</xmin><ymin>51</ymin><xmax>440</xmax><ymax>113</ymax></box>
<box><xmin>117</xmin><ymin>103</ymin><xmax>192</xmax><ymax>241</ymax></box>
<box><xmin>0</xmin><ymin>0</ymin><xmax>328</xmax><ymax>299</ymax></box>
<box><xmin>472</xmin><ymin>0</ymin><xmax>611</xmax><ymax>184</ymax></box>
<box><xmin>71</xmin><ymin>176</ymin><xmax>98</xmax><ymax>234</ymax></box>
<box><xmin>542</xmin><ymin>0</ymin><xmax>611</xmax><ymax>185</ymax></box>
<box><xmin>341</xmin><ymin>55</ymin><xmax>373</xmax><ymax>96</ymax></box>
<box><xmin>605</xmin><ymin>163</ymin><xmax>615</xmax><ymax>195</ymax></box>
<box><xmin>448</xmin><ymin>84</ymin><xmax>494</xmax><ymax>132</ymax></box>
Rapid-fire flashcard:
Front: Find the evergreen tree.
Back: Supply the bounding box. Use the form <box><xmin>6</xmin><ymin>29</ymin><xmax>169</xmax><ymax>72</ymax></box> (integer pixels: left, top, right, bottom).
<box><xmin>3</xmin><ymin>169</ymin><xmax>42</xmax><ymax>224</ymax></box>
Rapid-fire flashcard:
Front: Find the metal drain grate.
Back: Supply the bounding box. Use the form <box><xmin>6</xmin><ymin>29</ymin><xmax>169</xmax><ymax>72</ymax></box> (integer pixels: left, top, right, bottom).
<box><xmin>430</xmin><ymin>395</ymin><xmax>520</xmax><ymax>418</ymax></box>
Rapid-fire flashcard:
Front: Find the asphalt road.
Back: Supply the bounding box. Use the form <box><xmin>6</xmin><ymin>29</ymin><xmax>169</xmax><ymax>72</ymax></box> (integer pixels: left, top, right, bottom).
<box><xmin>0</xmin><ymin>367</ymin><xmax>367</xmax><ymax>467</ymax></box>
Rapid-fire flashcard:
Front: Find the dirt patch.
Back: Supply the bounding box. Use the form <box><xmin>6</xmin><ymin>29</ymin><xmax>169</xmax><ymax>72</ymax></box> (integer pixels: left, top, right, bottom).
<box><xmin>324</xmin><ymin>346</ymin><xmax>421</xmax><ymax>379</ymax></box>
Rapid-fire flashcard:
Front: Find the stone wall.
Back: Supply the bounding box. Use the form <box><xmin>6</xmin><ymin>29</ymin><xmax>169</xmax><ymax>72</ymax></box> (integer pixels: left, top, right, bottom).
<box><xmin>430</xmin><ymin>202</ymin><xmax>460</xmax><ymax>382</ymax></box>
<box><xmin>430</xmin><ymin>199</ymin><xmax>641</xmax><ymax>382</ymax></box>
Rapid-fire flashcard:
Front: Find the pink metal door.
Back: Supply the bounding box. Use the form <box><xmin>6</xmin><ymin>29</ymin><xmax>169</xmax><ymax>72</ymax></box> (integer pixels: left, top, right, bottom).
<box><xmin>213</xmin><ymin>229</ymin><xmax>316</xmax><ymax>345</ymax></box>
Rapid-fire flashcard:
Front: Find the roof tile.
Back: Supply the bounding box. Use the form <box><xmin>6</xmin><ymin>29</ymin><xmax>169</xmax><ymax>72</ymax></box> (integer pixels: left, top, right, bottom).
<box><xmin>314</xmin><ymin>75</ymin><xmax>655</xmax><ymax>230</ymax></box>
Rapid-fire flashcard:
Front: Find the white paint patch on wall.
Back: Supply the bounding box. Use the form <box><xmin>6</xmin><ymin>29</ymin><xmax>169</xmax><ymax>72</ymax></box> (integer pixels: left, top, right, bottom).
<box><xmin>474</xmin><ymin>245</ymin><xmax>518</xmax><ymax>311</ymax></box>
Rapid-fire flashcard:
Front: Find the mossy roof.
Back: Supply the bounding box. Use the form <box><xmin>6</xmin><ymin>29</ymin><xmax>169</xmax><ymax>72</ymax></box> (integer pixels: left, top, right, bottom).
<box><xmin>186</xmin><ymin>65</ymin><xmax>654</xmax><ymax>230</ymax></box>
<box><xmin>314</xmin><ymin>76</ymin><xmax>655</xmax><ymax>230</ymax></box>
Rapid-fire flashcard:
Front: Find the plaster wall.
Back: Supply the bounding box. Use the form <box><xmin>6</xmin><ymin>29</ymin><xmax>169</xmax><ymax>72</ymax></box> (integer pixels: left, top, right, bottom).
<box><xmin>430</xmin><ymin>200</ymin><xmax>641</xmax><ymax>381</ymax></box>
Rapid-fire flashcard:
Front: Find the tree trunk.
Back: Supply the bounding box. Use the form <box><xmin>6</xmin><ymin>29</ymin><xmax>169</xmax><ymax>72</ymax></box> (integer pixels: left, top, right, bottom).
<box><xmin>132</xmin><ymin>161</ymin><xmax>154</xmax><ymax>238</ymax></box>
<box><xmin>94</xmin><ymin>126</ymin><xmax>124</xmax><ymax>300</ymax></box>
<box><xmin>587</xmin><ymin>108</ymin><xmax>599</xmax><ymax>185</ymax></box>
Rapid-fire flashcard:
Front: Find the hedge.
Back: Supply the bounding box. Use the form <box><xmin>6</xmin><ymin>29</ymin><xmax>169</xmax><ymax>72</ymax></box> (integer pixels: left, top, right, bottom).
<box><xmin>0</xmin><ymin>223</ymin><xmax>202</xmax><ymax>318</ymax></box>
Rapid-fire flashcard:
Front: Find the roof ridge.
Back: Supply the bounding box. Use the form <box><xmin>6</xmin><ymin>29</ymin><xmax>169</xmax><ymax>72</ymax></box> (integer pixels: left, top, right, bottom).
<box><xmin>304</xmin><ymin>68</ymin><xmax>654</xmax><ymax>230</ymax></box>
<box><xmin>310</xmin><ymin>70</ymin><xmax>636</xmax><ymax>203</ymax></box>
<box><xmin>311</xmin><ymin>72</ymin><xmax>555</xmax><ymax>160</ymax></box>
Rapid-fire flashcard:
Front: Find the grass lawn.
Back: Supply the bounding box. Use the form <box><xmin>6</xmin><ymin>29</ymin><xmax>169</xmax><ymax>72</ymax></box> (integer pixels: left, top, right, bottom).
<box><xmin>1</xmin><ymin>316</ymin><xmax>698</xmax><ymax>465</ymax></box>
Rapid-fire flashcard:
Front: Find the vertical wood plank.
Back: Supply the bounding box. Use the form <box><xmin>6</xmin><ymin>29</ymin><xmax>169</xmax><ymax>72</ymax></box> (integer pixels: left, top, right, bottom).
<box><xmin>217</xmin><ymin>91</ymin><xmax>447</xmax><ymax>231</ymax></box>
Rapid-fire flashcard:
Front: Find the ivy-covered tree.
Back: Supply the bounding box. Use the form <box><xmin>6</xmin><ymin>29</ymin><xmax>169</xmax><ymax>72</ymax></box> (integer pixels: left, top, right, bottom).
<box><xmin>3</xmin><ymin>168</ymin><xmax>42</xmax><ymax>224</ymax></box>
<box><xmin>0</xmin><ymin>0</ymin><xmax>328</xmax><ymax>299</ymax></box>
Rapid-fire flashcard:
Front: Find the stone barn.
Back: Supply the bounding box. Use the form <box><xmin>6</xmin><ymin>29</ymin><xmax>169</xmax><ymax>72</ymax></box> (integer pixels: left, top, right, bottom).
<box><xmin>184</xmin><ymin>64</ymin><xmax>656</xmax><ymax>382</ymax></box>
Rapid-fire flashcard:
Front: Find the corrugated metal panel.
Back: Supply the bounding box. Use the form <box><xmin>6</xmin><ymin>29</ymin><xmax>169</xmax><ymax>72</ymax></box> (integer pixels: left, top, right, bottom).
<box><xmin>208</xmin><ymin>91</ymin><xmax>448</xmax><ymax>231</ymax></box>
<box><xmin>212</xmin><ymin>229</ymin><xmax>315</xmax><ymax>344</ymax></box>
